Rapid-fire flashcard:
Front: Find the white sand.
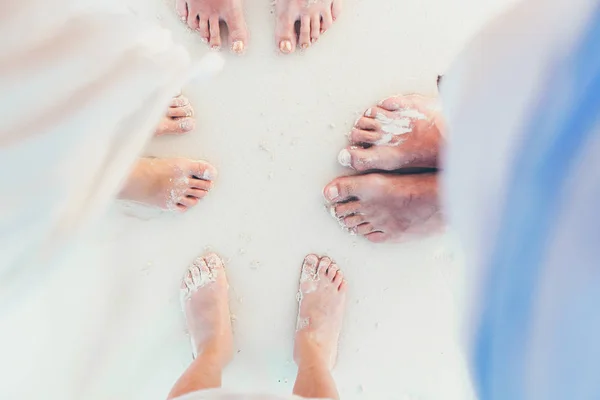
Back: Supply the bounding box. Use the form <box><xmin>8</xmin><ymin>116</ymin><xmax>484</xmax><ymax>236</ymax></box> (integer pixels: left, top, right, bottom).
<box><xmin>16</xmin><ymin>0</ymin><xmax>516</xmax><ymax>398</ymax></box>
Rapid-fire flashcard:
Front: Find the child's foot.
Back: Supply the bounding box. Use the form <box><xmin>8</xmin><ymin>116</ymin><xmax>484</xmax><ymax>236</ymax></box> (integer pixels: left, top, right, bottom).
<box><xmin>275</xmin><ymin>0</ymin><xmax>342</xmax><ymax>54</ymax></box>
<box><xmin>180</xmin><ymin>253</ymin><xmax>233</xmax><ymax>365</ymax></box>
<box><xmin>294</xmin><ymin>254</ymin><xmax>347</xmax><ymax>369</ymax></box>
<box><xmin>155</xmin><ymin>95</ymin><xmax>195</xmax><ymax>136</ymax></box>
<box><xmin>118</xmin><ymin>158</ymin><xmax>217</xmax><ymax>212</ymax></box>
<box><xmin>175</xmin><ymin>0</ymin><xmax>248</xmax><ymax>54</ymax></box>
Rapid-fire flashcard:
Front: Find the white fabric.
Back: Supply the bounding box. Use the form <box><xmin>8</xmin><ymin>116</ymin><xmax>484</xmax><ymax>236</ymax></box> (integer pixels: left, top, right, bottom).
<box><xmin>0</xmin><ymin>2</ymin><xmax>191</xmax><ymax>398</ymax></box>
<box><xmin>174</xmin><ymin>389</ymin><xmax>325</xmax><ymax>400</ymax></box>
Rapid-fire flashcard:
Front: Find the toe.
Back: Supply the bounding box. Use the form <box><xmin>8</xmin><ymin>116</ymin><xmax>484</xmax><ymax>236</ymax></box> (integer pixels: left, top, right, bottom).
<box><xmin>186</xmin><ymin>188</ymin><xmax>208</xmax><ymax>199</ymax></box>
<box><xmin>156</xmin><ymin>117</ymin><xmax>195</xmax><ymax>135</ymax></box>
<box><xmin>340</xmin><ymin>146</ymin><xmax>399</xmax><ymax>172</ymax></box>
<box><xmin>187</xmin><ymin>12</ymin><xmax>199</xmax><ymax>31</ymax></box>
<box><xmin>190</xmin><ymin>161</ymin><xmax>217</xmax><ymax>181</ymax></box>
<box><xmin>302</xmin><ymin>254</ymin><xmax>319</xmax><ymax>275</ymax></box>
<box><xmin>355</xmin><ymin>117</ymin><xmax>380</xmax><ymax>131</ymax></box>
<box><xmin>348</xmin><ymin>128</ymin><xmax>384</xmax><ymax>145</ymax></box>
<box><xmin>366</xmin><ymin>232</ymin><xmax>388</xmax><ymax>243</ymax></box>
<box><xmin>276</xmin><ymin>15</ymin><xmax>296</xmax><ymax>54</ymax></box>
<box><xmin>189</xmin><ymin>178</ymin><xmax>213</xmax><ymax>190</ymax></box>
<box><xmin>331</xmin><ymin>201</ymin><xmax>361</xmax><ymax>218</ymax></box>
<box><xmin>183</xmin><ymin>270</ymin><xmax>194</xmax><ymax>290</ymax></box>
<box><xmin>321</xmin><ymin>8</ymin><xmax>333</xmax><ymax>33</ymax></box>
<box><xmin>209</xmin><ymin>15</ymin><xmax>221</xmax><ymax>49</ymax></box>
<box><xmin>205</xmin><ymin>252</ymin><xmax>224</xmax><ymax>271</ymax></box>
<box><xmin>176</xmin><ymin>0</ymin><xmax>188</xmax><ymax>22</ymax></box>
<box><xmin>342</xmin><ymin>214</ymin><xmax>366</xmax><ymax>228</ymax></box>
<box><xmin>318</xmin><ymin>256</ymin><xmax>332</xmax><ymax>276</ymax></box>
<box><xmin>176</xmin><ymin>204</ymin><xmax>189</xmax><ymax>213</ymax></box>
<box><xmin>196</xmin><ymin>256</ymin><xmax>211</xmax><ymax>275</ymax></box>
<box><xmin>190</xmin><ymin>264</ymin><xmax>202</xmax><ymax>287</ymax></box>
<box><xmin>333</xmin><ymin>269</ymin><xmax>344</xmax><ymax>286</ymax></box>
<box><xmin>167</xmin><ymin>104</ymin><xmax>194</xmax><ymax>118</ymax></box>
<box><xmin>170</xmin><ymin>95</ymin><xmax>189</xmax><ymax>108</ymax></box>
<box><xmin>323</xmin><ymin>176</ymin><xmax>359</xmax><ymax>203</ymax></box>
<box><xmin>338</xmin><ymin>278</ymin><xmax>348</xmax><ymax>292</ymax></box>
<box><xmin>326</xmin><ymin>263</ymin><xmax>339</xmax><ymax>280</ymax></box>
<box><xmin>378</xmin><ymin>96</ymin><xmax>410</xmax><ymax>112</ymax></box>
<box><xmin>298</xmin><ymin>14</ymin><xmax>311</xmax><ymax>50</ymax></box>
<box><xmin>331</xmin><ymin>0</ymin><xmax>343</xmax><ymax>21</ymax></box>
<box><xmin>225</xmin><ymin>9</ymin><xmax>248</xmax><ymax>54</ymax></box>
<box><xmin>179</xmin><ymin>196</ymin><xmax>199</xmax><ymax>208</ymax></box>
<box><xmin>198</xmin><ymin>17</ymin><xmax>210</xmax><ymax>42</ymax></box>
<box><xmin>310</xmin><ymin>14</ymin><xmax>321</xmax><ymax>43</ymax></box>
<box><xmin>356</xmin><ymin>223</ymin><xmax>376</xmax><ymax>236</ymax></box>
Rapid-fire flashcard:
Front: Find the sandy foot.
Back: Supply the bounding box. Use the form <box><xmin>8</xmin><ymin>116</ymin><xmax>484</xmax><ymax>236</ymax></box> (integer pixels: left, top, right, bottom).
<box><xmin>338</xmin><ymin>95</ymin><xmax>444</xmax><ymax>171</ymax></box>
<box><xmin>118</xmin><ymin>158</ymin><xmax>217</xmax><ymax>212</ymax></box>
<box><xmin>276</xmin><ymin>0</ymin><xmax>342</xmax><ymax>53</ymax></box>
<box><xmin>180</xmin><ymin>253</ymin><xmax>233</xmax><ymax>365</ymax></box>
<box><xmin>155</xmin><ymin>95</ymin><xmax>196</xmax><ymax>136</ymax></box>
<box><xmin>324</xmin><ymin>173</ymin><xmax>442</xmax><ymax>243</ymax></box>
<box><xmin>175</xmin><ymin>0</ymin><xmax>248</xmax><ymax>53</ymax></box>
<box><xmin>294</xmin><ymin>254</ymin><xmax>347</xmax><ymax>369</ymax></box>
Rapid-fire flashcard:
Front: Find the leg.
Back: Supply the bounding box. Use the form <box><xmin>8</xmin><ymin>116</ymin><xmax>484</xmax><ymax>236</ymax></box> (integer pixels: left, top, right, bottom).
<box><xmin>168</xmin><ymin>253</ymin><xmax>233</xmax><ymax>399</ymax></box>
<box><xmin>292</xmin><ymin>254</ymin><xmax>347</xmax><ymax>399</ymax></box>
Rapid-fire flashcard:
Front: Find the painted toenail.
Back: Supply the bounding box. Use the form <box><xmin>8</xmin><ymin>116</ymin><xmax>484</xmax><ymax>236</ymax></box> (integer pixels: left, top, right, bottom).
<box><xmin>301</xmin><ymin>43</ymin><xmax>309</xmax><ymax>50</ymax></box>
<box><xmin>337</xmin><ymin>149</ymin><xmax>352</xmax><ymax>168</ymax></box>
<box><xmin>280</xmin><ymin>40</ymin><xmax>292</xmax><ymax>53</ymax></box>
<box><xmin>232</xmin><ymin>40</ymin><xmax>244</xmax><ymax>54</ymax></box>
<box><xmin>326</xmin><ymin>186</ymin><xmax>339</xmax><ymax>201</ymax></box>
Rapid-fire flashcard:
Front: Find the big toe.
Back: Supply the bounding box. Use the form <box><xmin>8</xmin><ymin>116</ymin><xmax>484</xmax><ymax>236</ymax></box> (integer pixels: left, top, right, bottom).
<box><xmin>276</xmin><ymin>15</ymin><xmax>296</xmax><ymax>54</ymax></box>
<box><xmin>225</xmin><ymin>9</ymin><xmax>248</xmax><ymax>54</ymax></box>
<box><xmin>190</xmin><ymin>161</ymin><xmax>218</xmax><ymax>181</ymax></box>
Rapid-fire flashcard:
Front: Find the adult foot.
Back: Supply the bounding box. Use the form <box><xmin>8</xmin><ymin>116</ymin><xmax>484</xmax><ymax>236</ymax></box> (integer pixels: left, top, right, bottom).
<box><xmin>119</xmin><ymin>157</ymin><xmax>217</xmax><ymax>212</ymax></box>
<box><xmin>294</xmin><ymin>254</ymin><xmax>347</xmax><ymax>370</ymax></box>
<box><xmin>175</xmin><ymin>0</ymin><xmax>248</xmax><ymax>53</ymax></box>
<box><xmin>155</xmin><ymin>95</ymin><xmax>195</xmax><ymax>136</ymax></box>
<box><xmin>276</xmin><ymin>0</ymin><xmax>342</xmax><ymax>54</ymax></box>
<box><xmin>324</xmin><ymin>173</ymin><xmax>442</xmax><ymax>243</ymax></box>
<box><xmin>338</xmin><ymin>95</ymin><xmax>444</xmax><ymax>172</ymax></box>
<box><xmin>180</xmin><ymin>253</ymin><xmax>233</xmax><ymax>365</ymax></box>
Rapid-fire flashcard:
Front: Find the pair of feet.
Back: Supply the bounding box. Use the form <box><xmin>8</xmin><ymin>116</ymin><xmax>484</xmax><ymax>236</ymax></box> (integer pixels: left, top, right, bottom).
<box><xmin>324</xmin><ymin>94</ymin><xmax>445</xmax><ymax>243</ymax></box>
<box><xmin>170</xmin><ymin>253</ymin><xmax>346</xmax><ymax>399</ymax></box>
<box><xmin>118</xmin><ymin>95</ymin><xmax>218</xmax><ymax>212</ymax></box>
<box><xmin>175</xmin><ymin>0</ymin><xmax>342</xmax><ymax>54</ymax></box>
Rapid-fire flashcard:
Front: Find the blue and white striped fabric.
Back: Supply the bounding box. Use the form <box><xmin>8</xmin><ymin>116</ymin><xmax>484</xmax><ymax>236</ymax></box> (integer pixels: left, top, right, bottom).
<box><xmin>442</xmin><ymin>0</ymin><xmax>600</xmax><ymax>399</ymax></box>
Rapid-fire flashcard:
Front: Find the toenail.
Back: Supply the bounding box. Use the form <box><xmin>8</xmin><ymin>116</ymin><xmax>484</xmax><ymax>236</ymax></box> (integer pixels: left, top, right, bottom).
<box><xmin>311</xmin><ymin>37</ymin><xmax>318</xmax><ymax>43</ymax></box>
<box><xmin>365</xmin><ymin>108</ymin><xmax>373</xmax><ymax>117</ymax></box>
<box><xmin>280</xmin><ymin>40</ymin><xmax>292</xmax><ymax>53</ymax></box>
<box><xmin>337</xmin><ymin>149</ymin><xmax>352</xmax><ymax>168</ymax></box>
<box><xmin>180</xmin><ymin>16</ymin><xmax>186</xmax><ymax>22</ymax></box>
<box><xmin>301</xmin><ymin>43</ymin><xmax>309</xmax><ymax>50</ymax></box>
<box><xmin>325</xmin><ymin>185</ymin><xmax>339</xmax><ymax>201</ymax></box>
<box><xmin>305</xmin><ymin>255</ymin><xmax>318</xmax><ymax>266</ymax></box>
<box><xmin>211</xmin><ymin>44</ymin><xmax>221</xmax><ymax>50</ymax></box>
<box><xmin>201</xmin><ymin>37</ymin><xmax>209</xmax><ymax>43</ymax></box>
<box><xmin>232</xmin><ymin>40</ymin><xmax>245</xmax><ymax>54</ymax></box>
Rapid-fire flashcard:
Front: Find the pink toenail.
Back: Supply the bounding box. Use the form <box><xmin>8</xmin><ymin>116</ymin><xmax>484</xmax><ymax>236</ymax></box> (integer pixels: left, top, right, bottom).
<box><xmin>337</xmin><ymin>149</ymin><xmax>352</xmax><ymax>168</ymax></box>
<box><xmin>280</xmin><ymin>40</ymin><xmax>292</xmax><ymax>53</ymax></box>
<box><xmin>326</xmin><ymin>186</ymin><xmax>339</xmax><ymax>201</ymax></box>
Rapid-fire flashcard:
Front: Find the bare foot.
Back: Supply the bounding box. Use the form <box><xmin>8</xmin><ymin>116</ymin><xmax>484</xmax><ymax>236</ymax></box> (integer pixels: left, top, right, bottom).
<box><xmin>338</xmin><ymin>95</ymin><xmax>444</xmax><ymax>172</ymax></box>
<box><xmin>175</xmin><ymin>0</ymin><xmax>248</xmax><ymax>53</ymax></box>
<box><xmin>118</xmin><ymin>158</ymin><xmax>217</xmax><ymax>212</ymax></box>
<box><xmin>323</xmin><ymin>173</ymin><xmax>442</xmax><ymax>243</ymax></box>
<box><xmin>294</xmin><ymin>254</ymin><xmax>347</xmax><ymax>370</ymax></box>
<box><xmin>276</xmin><ymin>0</ymin><xmax>342</xmax><ymax>53</ymax></box>
<box><xmin>155</xmin><ymin>95</ymin><xmax>195</xmax><ymax>136</ymax></box>
<box><xmin>180</xmin><ymin>253</ymin><xmax>233</xmax><ymax>365</ymax></box>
